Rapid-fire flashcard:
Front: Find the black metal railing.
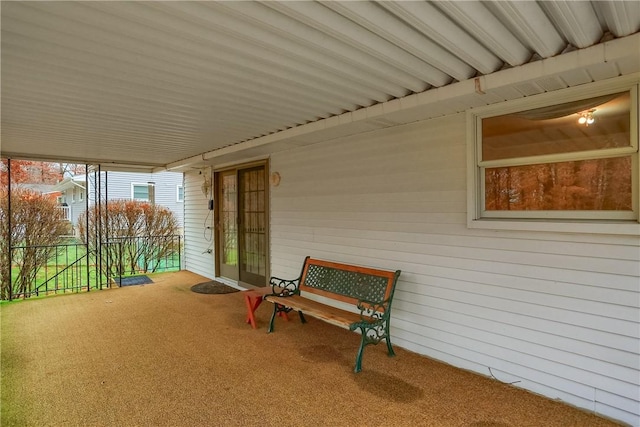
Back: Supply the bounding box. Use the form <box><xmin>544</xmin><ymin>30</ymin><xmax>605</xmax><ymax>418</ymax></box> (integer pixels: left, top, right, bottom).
<box><xmin>3</xmin><ymin>235</ymin><xmax>182</xmax><ymax>300</ymax></box>
<box><xmin>7</xmin><ymin>241</ymin><xmax>91</xmax><ymax>299</ymax></box>
<box><xmin>102</xmin><ymin>235</ymin><xmax>182</xmax><ymax>285</ymax></box>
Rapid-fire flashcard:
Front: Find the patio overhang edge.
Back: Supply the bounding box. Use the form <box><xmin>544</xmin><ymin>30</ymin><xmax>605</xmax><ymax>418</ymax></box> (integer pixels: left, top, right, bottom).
<box><xmin>0</xmin><ymin>152</ymin><xmax>166</xmax><ymax>173</ymax></box>
<box><xmin>166</xmin><ymin>33</ymin><xmax>640</xmax><ymax>172</ymax></box>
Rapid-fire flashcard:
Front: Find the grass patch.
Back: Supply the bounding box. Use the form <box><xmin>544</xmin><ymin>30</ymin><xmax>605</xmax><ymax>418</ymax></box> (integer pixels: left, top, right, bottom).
<box><xmin>5</xmin><ymin>237</ymin><xmax>182</xmax><ymax>300</ymax></box>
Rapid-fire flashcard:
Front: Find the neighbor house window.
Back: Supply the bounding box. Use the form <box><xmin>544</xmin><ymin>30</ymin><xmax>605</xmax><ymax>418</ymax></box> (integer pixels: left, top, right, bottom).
<box><xmin>469</xmin><ymin>80</ymin><xmax>638</xmax><ymax>232</ymax></box>
<box><xmin>79</xmin><ymin>190</ymin><xmax>84</xmax><ymax>202</ymax></box>
<box><xmin>177</xmin><ymin>185</ymin><xmax>184</xmax><ymax>202</ymax></box>
<box><xmin>132</xmin><ymin>183</ymin><xmax>149</xmax><ymax>201</ymax></box>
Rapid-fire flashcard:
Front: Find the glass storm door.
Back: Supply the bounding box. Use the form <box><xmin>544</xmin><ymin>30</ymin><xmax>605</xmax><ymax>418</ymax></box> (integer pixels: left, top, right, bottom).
<box><xmin>216</xmin><ymin>165</ymin><xmax>267</xmax><ymax>286</ymax></box>
<box><xmin>238</xmin><ymin>166</ymin><xmax>267</xmax><ymax>286</ymax></box>
<box><xmin>217</xmin><ymin>170</ymin><xmax>238</xmax><ymax>280</ymax></box>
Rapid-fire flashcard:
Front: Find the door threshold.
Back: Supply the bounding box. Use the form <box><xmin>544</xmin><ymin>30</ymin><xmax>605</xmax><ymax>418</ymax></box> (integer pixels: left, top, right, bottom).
<box><xmin>215</xmin><ymin>276</ymin><xmax>252</xmax><ymax>291</ymax></box>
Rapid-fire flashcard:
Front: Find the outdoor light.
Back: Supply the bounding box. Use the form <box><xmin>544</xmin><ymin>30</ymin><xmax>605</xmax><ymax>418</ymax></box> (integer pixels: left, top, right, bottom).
<box><xmin>578</xmin><ymin>110</ymin><xmax>595</xmax><ymax>126</ymax></box>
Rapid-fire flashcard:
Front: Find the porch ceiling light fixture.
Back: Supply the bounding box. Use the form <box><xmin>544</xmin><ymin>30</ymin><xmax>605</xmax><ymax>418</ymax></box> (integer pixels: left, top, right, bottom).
<box><xmin>578</xmin><ymin>109</ymin><xmax>595</xmax><ymax>126</ymax></box>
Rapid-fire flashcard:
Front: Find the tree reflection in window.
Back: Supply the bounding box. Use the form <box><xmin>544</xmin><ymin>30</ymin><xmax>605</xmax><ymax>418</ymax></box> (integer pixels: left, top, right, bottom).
<box><xmin>481</xmin><ymin>91</ymin><xmax>633</xmax><ymax>215</ymax></box>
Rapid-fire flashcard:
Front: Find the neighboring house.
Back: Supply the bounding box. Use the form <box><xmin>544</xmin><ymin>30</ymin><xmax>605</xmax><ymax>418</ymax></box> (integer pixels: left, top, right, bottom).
<box><xmin>53</xmin><ymin>174</ymin><xmax>87</xmax><ymax>227</ymax></box>
<box><xmin>54</xmin><ymin>171</ymin><xmax>184</xmax><ymax>234</ymax></box>
<box><xmin>20</xmin><ymin>183</ymin><xmax>58</xmax><ymax>195</ymax></box>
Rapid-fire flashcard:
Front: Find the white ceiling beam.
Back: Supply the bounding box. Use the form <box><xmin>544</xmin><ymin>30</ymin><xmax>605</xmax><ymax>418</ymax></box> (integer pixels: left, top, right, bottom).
<box><xmin>1</xmin><ymin>66</ymin><xmax>319</xmax><ymax>130</ymax></box>
<box><xmin>5</xmin><ymin>2</ymin><xmax>363</xmax><ymax>114</ymax></box>
<box><xmin>323</xmin><ymin>1</ymin><xmax>476</xmax><ymax>81</ymax></box>
<box><xmin>265</xmin><ymin>1</ymin><xmax>453</xmax><ymax>87</ymax></box>
<box><xmin>212</xmin><ymin>1</ymin><xmax>412</xmax><ymax>98</ymax></box>
<box><xmin>2</xmin><ymin>50</ymin><xmax>333</xmax><ymax>123</ymax></box>
<box><xmin>2</xmin><ymin>49</ymin><xmax>349</xmax><ymax>124</ymax></box>
<box><xmin>3</xmin><ymin>106</ymin><xmax>200</xmax><ymax>144</ymax></box>
<box><xmin>434</xmin><ymin>1</ymin><xmax>531</xmax><ymax>67</ymax></box>
<box><xmin>484</xmin><ymin>1</ymin><xmax>567</xmax><ymax>58</ymax></box>
<box><xmin>378</xmin><ymin>1</ymin><xmax>502</xmax><ymax>76</ymax></box>
<box><xmin>139</xmin><ymin>1</ymin><xmax>389</xmax><ymax>105</ymax></box>
<box><xmin>592</xmin><ymin>1</ymin><xmax>640</xmax><ymax>37</ymax></box>
<box><xmin>1</xmin><ymin>37</ymin><xmax>349</xmax><ymax>123</ymax></box>
<box><xmin>2</xmin><ymin>92</ymin><xmax>297</xmax><ymax>140</ymax></box>
<box><xmin>540</xmin><ymin>1</ymin><xmax>603</xmax><ymax>48</ymax></box>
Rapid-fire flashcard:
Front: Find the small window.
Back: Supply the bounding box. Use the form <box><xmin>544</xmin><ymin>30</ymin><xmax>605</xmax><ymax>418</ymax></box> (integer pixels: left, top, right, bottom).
<box><xmin>79</xmin><ymin>190</ymin><xmax>84</xmax><ymax>202</ymax></box>
<box><xmin>70</xmin><ymin>188</ymin><xmax>75</xmax><ymax>203</ymax></box>
<box><xmin>132</xmin><ymin>183</ymin><xmax>149</xmax><ymax>201</ymax></box>
<box><xmin>469</xmin><ymin>80</ymin><xmax>638</xmax><ymax>231</ymax></box>
<box><xmin>177</xmin><ymin>185</ymin><xmax>184</xmax><ymax>202</ymax></box>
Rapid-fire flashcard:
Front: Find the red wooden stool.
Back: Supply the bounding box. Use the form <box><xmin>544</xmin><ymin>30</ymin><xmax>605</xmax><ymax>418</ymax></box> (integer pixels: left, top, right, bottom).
<box><xmin>244</xmin><ymin>288</ymin><xmax>288</xmax><ymax>329</ymax></box>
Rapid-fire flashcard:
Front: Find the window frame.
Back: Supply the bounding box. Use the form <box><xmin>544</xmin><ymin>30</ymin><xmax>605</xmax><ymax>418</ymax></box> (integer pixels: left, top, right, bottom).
<box><xmin>176</xmin><ymin>185</ymin><xmax>184</xmax><ymax>203</ymax></box>
<box><xmin>131</xmin><ymin>182</ymin><xmax>150</xmax><ymax>201</ymax></box>
<box><xmin>467</xmin><ymin>76</ymin><xmax>639</xmax><ymax>236</ymax></box>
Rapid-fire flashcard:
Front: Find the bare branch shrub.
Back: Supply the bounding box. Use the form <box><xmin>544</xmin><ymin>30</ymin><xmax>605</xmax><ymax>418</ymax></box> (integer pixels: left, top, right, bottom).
<box><xmin>0</xmin><ymin>188</ymin><xmax>68</xmax><ymax>299</ymax></box>
<box><xmin>78</xmin><ymin>200</ymin><xmax>179</xmax><ymax>277</ymax></box>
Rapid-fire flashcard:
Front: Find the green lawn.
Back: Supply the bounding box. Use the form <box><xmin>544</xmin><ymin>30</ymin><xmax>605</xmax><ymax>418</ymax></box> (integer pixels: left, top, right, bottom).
<box><xmin>6</xmin><ymin>239</ymin><xmax>181</xmax><ymax>300</ymax></box>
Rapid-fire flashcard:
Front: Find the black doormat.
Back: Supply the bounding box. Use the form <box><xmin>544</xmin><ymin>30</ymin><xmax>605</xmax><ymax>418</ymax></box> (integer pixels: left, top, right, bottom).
<box><xmin>190</xmin><ymin>281</ymin><xmax>240</xmax><ymax>294</ymax></box>
<box><xmin>116</xmin><ymin>275</ymin><xmax>153</xmax><ymax>287</ymax></box>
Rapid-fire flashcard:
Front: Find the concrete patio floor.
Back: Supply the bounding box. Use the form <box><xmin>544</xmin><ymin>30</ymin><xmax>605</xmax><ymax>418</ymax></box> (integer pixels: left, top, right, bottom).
<box><xmin>1</xmin><ymin>271</ymin><xmax>623</xmax><ymax>426</ymax></box>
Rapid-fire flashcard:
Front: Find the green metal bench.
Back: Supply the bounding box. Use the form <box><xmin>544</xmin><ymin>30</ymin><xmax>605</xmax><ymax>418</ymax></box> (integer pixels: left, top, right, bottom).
<box><xmin>264</xmin><ymin>256</ymin><xmax>401</xmax><ymax>373</ymax></box>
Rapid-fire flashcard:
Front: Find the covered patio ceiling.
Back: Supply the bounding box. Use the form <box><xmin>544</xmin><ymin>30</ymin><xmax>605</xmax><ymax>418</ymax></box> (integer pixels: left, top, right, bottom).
<box><xmin>1</xmin><ymin>1</ymin><xmax>639</xmax><ymax>171</ymax></box>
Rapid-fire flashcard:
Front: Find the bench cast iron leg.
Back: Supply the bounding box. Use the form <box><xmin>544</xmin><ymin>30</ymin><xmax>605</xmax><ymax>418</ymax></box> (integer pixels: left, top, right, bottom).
<box><xmin>386</xmin><ymin>319</ymin><xmax>395</xmax><ymax>357</ymax></box>
<box><xmin>268</xmin><ymin>304</ymin><xmax>294</xmax><ymax>333</ymax></box>
<box><xmin>298</xmin><ymin>311</ymin><xmax>307</xmax><ymax>324</ymax></box>
<box><xmin>267</xmin><ymin>305</ymin><xmax>277</xmax><ymax>333</ymax></box>
<box><xmin>354</xmin><ymin>329</ymin><xmax>366</xmax><ymax>373</ymax></box>
<box><xmin>353</xmin><ymin>323</ymin><xmax>393</xmax><ymax>372</ymax></box>
<box><xmin>386</xmin><ymin>335</ymin><xmax>395</xmax><ymax>357</ymax></box>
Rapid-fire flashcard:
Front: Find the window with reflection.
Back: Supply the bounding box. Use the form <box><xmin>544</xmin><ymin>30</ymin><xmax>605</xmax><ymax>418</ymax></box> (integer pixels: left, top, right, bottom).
<box><xmin>477</xmin><ymin>89</ymin><xmax>636</xmax><ymax>220</ymax></box>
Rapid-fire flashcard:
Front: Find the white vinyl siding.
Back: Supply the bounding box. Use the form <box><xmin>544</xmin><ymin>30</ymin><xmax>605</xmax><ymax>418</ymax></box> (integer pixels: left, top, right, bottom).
<box><xmin>64</xmin><ymin>187</ymin><xmax>86</xmax><ymax>228</ymax></box>
<box><xmin>266</xmin><ymin>113</ymin><xmax>639</xmax><ymax>426</ymax></box>
<box><xmin>183</xmin><ymin>170</ymin><xmax>215</xmax><ymax>279</ymax></box>
<box><xmin>85</xmin><ymin>171</ymin><xmax>184</xmax><ymax>229</ymax></box>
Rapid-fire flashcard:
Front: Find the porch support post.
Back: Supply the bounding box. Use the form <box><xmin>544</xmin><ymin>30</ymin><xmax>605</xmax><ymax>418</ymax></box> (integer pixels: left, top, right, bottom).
<box><xmin>95</xmin><ymin>166</ymin><xmax>100</xmax><ymax>289</ymax></box>
<box><xmin>85</xmin><ymin>163</ymin><xmax>90</xmax><ymax>292</ymax></box>
<box><xmin>7</xmin><ymin>159</ymin><xmax>12</xmax><ymax>301</ymax></box>
<box><xmin>105</xmin><ymin>170</ymin><xmax>108</xmax><ymax>287</ymax></box>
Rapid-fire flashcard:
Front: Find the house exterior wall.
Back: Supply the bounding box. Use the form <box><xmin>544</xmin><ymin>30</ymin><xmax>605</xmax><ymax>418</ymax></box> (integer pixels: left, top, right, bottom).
<box><xmin>180</xmin><ymin>73</ymin><xmax>639</xmax><ymax>423</ymax></box>
<box><xmin>263</xmin><ymin>113</ymin><xmax>639</xmax><ymax>425</ymax></box>
<box><xmin>96</xmin><ymin>171</ymin><xmax>185</xmax><ymax>228</ymax></box>
<box><xmin>65</xmin><ymin>186</ymin><xmax>86</xmax><ymax>227</ymax></box>
<box><xmin>183</xmin><ymin>169</ymin><xmax>215</xmax><ymax>279</ymax></box>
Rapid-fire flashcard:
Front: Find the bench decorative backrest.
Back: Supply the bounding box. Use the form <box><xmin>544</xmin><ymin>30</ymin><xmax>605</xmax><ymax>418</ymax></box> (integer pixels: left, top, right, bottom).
<box><xmin>299</xmin><ymin>257</ymin><xmax>400</xmax><ymax>307</ymax></box>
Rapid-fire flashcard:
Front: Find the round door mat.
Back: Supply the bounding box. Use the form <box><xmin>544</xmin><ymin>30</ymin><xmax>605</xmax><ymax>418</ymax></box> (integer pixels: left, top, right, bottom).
<box><xmin>190</xmin><ymin>281</ymin><xmax>240</xmax><ymax>294</ymax></box>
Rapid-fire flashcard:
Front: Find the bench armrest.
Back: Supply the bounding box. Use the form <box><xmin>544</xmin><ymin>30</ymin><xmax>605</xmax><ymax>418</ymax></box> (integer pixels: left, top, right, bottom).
<box><xmin>268</xmin><ymin>276</ymin><xmax>300</xmax><ymax>297</ymax></box>
<box><xmin>355</xmin><ymin>299</ymin><xmax>389</xmax><ymax>324</ymax></box>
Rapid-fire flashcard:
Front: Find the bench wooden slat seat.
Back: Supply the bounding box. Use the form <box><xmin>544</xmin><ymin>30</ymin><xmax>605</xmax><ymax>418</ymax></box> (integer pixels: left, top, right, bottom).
<box><xmin>264</xmin><ymin>256</ymin><xmax>401</xmax><ymax>373</ymax></box>
<box><xmin>264</xmin><ymin>296</ymin><xmax>370</xmax><ymax>328</ymax></box>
